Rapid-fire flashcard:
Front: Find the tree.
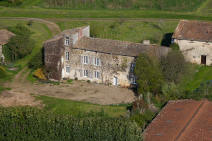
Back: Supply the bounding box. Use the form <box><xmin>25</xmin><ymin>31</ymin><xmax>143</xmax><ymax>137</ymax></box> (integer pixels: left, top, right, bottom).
<box><xmin>3</xmin><ymin>24</ymin><xmax>35</xmax><ymax>62</ymax></box>
<box><xmin>28</xmin><ymin>49</ymin><xmax>44</xmax><ymax>69</ymax></box>
<box><xmin>160</xmin><ymin>50</ymin><xmax>187</xmax><ymax>83</ymax></box>
<box><xmin>134</xmin><ymin>54</ymin><xmax>164</xmax><ymax>101</ymax></box>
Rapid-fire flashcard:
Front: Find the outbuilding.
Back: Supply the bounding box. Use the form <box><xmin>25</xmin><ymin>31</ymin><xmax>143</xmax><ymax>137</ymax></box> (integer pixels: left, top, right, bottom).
<box><xmin>173</xmin><ymin>20</ymin><xmax>212</xmax><ymax>65</ymax></box>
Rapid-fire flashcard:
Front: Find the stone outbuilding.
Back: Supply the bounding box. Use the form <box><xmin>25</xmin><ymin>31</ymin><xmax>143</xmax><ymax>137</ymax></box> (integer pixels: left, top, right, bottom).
<box><xmin>173</xmin><ymin>20</ymin><xmax>212</xmax><ymax>65</ymax></box>
<box><xmin>0</xmin><ymin>29</ymin><xmax>15</xmax><ymax>63</ymax></box>
<box><xmin>44</xmin><ymin>26</ymin><xmax>170</xmax><ymax>87</ymax></box>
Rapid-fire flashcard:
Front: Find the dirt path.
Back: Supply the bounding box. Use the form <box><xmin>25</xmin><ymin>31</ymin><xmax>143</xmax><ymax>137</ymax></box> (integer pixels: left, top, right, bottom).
<box><xmin>0</xmin><ymin>17</ymin><xmax>61</xmax><ymax>35</ymax></box>
<box><xmin>1</xmin><ymin>68</ymin><xmax>135</xmax><ymax>106</ymax></box>
<box><xmin>0</xmin><ymin>68</ymin><xmax>42</xmax><ymax>107</ymax></box>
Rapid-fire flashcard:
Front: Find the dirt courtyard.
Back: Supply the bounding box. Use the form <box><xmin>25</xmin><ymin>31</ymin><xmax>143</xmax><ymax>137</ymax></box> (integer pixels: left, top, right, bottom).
<box><xmin>33</xmin><ymin>80</ymin><xmax>135</xmax><ymax>105</ymax></box>
<box><xmin>0</xmin><ymin>69</ymin><xmax>135</xmax><ymax>107</ymax></box>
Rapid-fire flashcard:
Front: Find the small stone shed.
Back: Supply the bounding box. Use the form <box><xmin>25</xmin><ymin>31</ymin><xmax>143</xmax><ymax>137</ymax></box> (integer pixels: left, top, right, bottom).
<box><xmin>173</xmin><ymin>20</ymin><xmax>212</xmax><ymax>65</ymax></box>
<box><xmin>0</xmin><ymin>29</ymin><xmax>15</xmax><ymax>62</ymax></box>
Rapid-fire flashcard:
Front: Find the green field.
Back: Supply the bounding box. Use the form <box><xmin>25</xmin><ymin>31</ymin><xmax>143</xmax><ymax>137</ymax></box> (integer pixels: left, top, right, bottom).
<box><xmin>0</xmin><ymin>0</ymin><xmax>207</xmax><ymax>12</ymax></box>
<box><xmin>36</xmin><ymin>95</ymin><xmax>128</xmax><ymax>118</ymax></box>
<box><xmin>55</xmin><ymin>19</ymin><xmax>178</xmax><ymax>44</ymax></box>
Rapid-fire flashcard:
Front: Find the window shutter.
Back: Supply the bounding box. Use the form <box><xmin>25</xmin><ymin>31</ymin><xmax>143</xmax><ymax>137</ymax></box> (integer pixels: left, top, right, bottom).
<box><xmin>80</xmin><ymin>69</ymin><xmax>83</xmax><ymax>77</ymax></box>
<box><xmin>89</xmin><ymin>70</ymin><xmax>93</xmax><ymax>78</ymax></box>
<box><xmin>92</xmin><ymin>57</ymin><xmax>95</xmax><ymax>65</ymax></box>
<box><xmin>81</xmin><ymin>56</ymin><xmax>83</xmax><ymax>64</ymax></box>
<box><xmin>99</xmin><ymin>58</ymin><xmax>102</xmax><ymax>66</ymax></box>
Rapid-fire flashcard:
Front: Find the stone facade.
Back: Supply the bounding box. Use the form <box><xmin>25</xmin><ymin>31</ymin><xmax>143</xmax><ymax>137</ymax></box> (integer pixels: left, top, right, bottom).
<box><xmin>62</xmin><ymin>48</ymin><xmax>135</xmax><ymax>87</ymax></box>
<box><xmin>174</xmin><ymin>39</ymin><xmax>212</xmax><ymax>65</ymax></box>
<box><xmin>44</xmin><ymin>26</ymin><xmax>170</xmax><ymax>87</ymax></box>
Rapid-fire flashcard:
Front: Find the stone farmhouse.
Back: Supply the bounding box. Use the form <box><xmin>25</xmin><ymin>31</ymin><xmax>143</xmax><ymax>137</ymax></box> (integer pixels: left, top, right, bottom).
<box><xmin>44</xmin><ymin>26</ymin><xmax>170</xmax><ymax>87</ymax></box>
<box><xmin>0</xmin><ymin>29</ymin><xmax>15</xmax><ymax>63</ymax></box>
<box><xmin>173</xmin><ymin>20</ymin><xmax>212</xmax><ymax>65</ymax></box>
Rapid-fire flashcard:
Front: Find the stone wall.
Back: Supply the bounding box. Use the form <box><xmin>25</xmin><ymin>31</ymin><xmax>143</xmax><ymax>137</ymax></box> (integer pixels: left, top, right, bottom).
<box><xmin>174</xmin><ymin>39</ymin><xmax>212</xmax><ymax>65</ymax></box>
<box><xmin>0</xmin><ymin>45</ymin><xmax>2</xmax><ymax>62</ymax></box>
<box><xmin>62</xmin><ymin>48</ymin><xmax>135</xmax><ymax>87</ymax></box>
<box><xmin>44</xmin><ymin>38</ymin><xmax>64</xmax><ymax>80</ymax></box>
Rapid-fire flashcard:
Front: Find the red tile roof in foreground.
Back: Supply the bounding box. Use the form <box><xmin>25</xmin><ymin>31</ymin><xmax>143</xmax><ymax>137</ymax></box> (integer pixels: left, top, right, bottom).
<box><xmin>144</xmin><ymin>100</ymin><xmax>212</xmax><ymax>141</ymax></box>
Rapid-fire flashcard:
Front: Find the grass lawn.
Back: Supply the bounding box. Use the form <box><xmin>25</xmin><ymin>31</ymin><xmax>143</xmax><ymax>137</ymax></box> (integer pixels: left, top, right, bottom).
<box><xmin>55</xmin><ymin>19</ymin><xmax>178</xmax><ymax>44</ymax></box>
<box><xmin>179</xmin><ymin>66</ymin><xmax>212</xmax><ymax>92</ymax></box>
<box><xmin>36</xmin><ymin>95</ymin><xmax>129</xmax><ymax>118</ymax></box>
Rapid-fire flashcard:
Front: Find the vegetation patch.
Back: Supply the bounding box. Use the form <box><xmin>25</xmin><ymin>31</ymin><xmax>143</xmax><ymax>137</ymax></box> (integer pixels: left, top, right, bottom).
<box><xmin>0</xmin><ymin>107</ymin><xmax>142</xmax><ymax>141</ymax></box>
<box><xmin>36</xmin><ymin>95</ymin><xmax>128</xmax><ymax>118</ymax></box>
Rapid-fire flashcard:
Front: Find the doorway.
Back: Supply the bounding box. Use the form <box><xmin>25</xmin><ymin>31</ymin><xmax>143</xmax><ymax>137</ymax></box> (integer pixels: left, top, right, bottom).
<box><xmin>201</xmin><ymin>55</ymin><xmax>206</xmax><ymax>65</ymax></box>
<box><xmin>113</xmin><ymin>77</ymin><xmax>118</xmax><ymax>86</ymax></box>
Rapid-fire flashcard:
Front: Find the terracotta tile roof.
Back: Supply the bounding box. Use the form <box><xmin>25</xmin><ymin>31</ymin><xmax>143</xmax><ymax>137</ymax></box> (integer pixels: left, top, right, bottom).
<box><xmin>74</xmin><ymin>37</ymin><xmax>170</xmax><ymax>57</ymax></box>
<box><xmin>173</xmin><ymin>20</ymin><xmax>212</xmax><ymax>42</ymax></box>
<box><xmin>0</xmin><ymin>29</ymin><xmax>15</xmax><ymax>45</ymax></box>
<box><xmin>144</xmin><ymin>100</ymin><xmax>212</xmax><ymax>141</ymax></box>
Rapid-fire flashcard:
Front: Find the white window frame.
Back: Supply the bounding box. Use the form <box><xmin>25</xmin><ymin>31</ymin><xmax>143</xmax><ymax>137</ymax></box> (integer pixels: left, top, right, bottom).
<box><xmin>94</xmin><ymin>71</ymin><xmax>100</xmax><ymax>79</ymax></box>
<box><xmin>65</xmin><ymin>36</ymin><xmax>70</xmax><ymax>46</ymax></box>
<box><xmin>65</xmin><ymin>52</ymin><xmax>70</xmax><ymax>61</ymax></box>
<box><xmin>83</xmin><ymin>56</ymin><xmax>89</xmax><ymax>64</ymax></box>
<box><xmin>94</xmin><ymin>57</ymin><xmax>101</xmax><ymax>66</ymax></box>
<box><xmin>130</xmin><ymin>76</ymin><xmax>136</xmax><ymax>84</ymax></box>
<box><xmin>130</xmin><ymin>63</ymin><xmax>135</xmax><ymax>72</ymax></box>
<box><xmin>66</xmin><ymin>66</ymin><xmax>70</xmax><ymax>73</ymax></box>
<box><xmin>83</xmin><ymin>70</ymin><xmax>89</xmax><ymax>77</ymax></box>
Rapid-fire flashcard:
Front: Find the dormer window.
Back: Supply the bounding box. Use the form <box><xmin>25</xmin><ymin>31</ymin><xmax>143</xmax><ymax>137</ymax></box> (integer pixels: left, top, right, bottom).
<box><xmin>65</xmin><ymin>36</ymin><xmax>70</xmax><ymax>46</ymax></box>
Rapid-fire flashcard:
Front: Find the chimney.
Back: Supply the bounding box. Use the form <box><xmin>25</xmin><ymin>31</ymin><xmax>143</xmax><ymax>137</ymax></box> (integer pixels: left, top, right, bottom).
<box><xmin>143</xmin><ymin>40</ymin><xmax>150</xmax><ymax>45</ymax></box>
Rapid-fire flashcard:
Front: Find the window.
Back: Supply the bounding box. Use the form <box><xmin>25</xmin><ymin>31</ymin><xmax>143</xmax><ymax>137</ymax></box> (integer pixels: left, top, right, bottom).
<box><xmin>130</xmin><ymin>76</ymin><xmax>136</xmax><ymax>84</ymax></box>
<box><xmin>66</xmin><ymin>66</ymin><xmax>70</xmax><ymax>73</ymax></box>
<box><xmin>83</xmin><ymin>70</ymin><xmax>89</xmax><ymax>77</ymax></box>
<box><xmin>94</xmin><ymin>57</ymin><xmax>101</xmax><ymax>66</ymax></box>
<box><xmin>130</xmin><ymin>63</ymin><xmax>135</xmax><ymax>72</ymax></box>
<box><xmin>65</xmin><ymin>36</ymin><xmax>70</xmax><ymax>45</ymax></box>
<box><xmin>94</xmin><ymin>71</ymin><xmax>100</xmax><ymax>79</ymax></box>
<box><xmin>65</xmin><ymin>52</ymin><xmax>70</xmax><ymax>60</ymax></box>
<box><xmin>83</xmin><ymin>56</ymin><xmax>89</xmax><ymax>64</ymax></box>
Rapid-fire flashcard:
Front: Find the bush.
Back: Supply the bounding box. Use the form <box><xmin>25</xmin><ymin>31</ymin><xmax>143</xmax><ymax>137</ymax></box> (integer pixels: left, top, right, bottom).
<box><xmin>28</xmin><ymin>49</ymin><xmax>44</xmax><ymax>69</ymax></box>
<box><xmin>33</xmin><ymin>68</ymin><xmax>46</xmax><ymax>80</ymax></box>
<box><xmin>170</xmin><ymin>43</ymin><xmax>180</xmax><ymax>50</ymax></box>
<box><xmin>0</xmin><ymin>107</ymin><xmax>142</xmax><ymax>141</ymax></box>
<box><xmin>0</xmin><ymin>66</ymin><xmax>7</xmax><ymax>79</ymax></box>
<box><xmin>160</xmin><ymin>50</ymin><xmax>187</xmax><ymax>83</ymax></box>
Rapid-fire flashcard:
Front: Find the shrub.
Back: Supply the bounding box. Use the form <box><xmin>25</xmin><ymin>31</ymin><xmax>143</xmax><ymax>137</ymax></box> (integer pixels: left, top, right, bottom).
<box><xmin>0</xmin><ymin>66</ymin><xmax>7</xmax><ymax>79</ymax></box>
<box><xmin>33</xmin><ymin>68</ymin><xmax>46</xmax><ymax>80</ymax></box>
<box><xmin>160</xmin><ymin>50</ymin><xmax>187</xmax><ymax>83</ymax></box>
<box><xmin>170</xmin><ymin>43</ymin><xmax>180</xmax><ymax>50</ymax></box>
<box><xmin>0</xmin><ymin>107</ymin><xmax>142</xmax><ymax>141</ymax></box>
<box><xmin>28</xmin><ymin>49</ymin><xmax>44</xmax><ymax>69</ymax></box>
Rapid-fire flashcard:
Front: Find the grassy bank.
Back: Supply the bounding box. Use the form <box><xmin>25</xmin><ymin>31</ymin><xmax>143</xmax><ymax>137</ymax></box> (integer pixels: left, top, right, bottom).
<box><xmin>0</xmin><ymin>8</ymin><xmax>212</xmax><ymax>21</ymax></box>
<box><xmin>54</xmin><ymin>19</ymin><xmax>178</xmax><ymax>44</ymax></box>
<box><xmin>36</xmin><ymin>95</ymin><xmax>128</xmax><ymax>118</ymax></box>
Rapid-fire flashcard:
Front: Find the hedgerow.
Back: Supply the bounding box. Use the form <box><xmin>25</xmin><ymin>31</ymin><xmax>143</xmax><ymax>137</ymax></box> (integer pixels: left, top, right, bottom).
<box><xmin>0</xmin><ymin>107</ymin><xmax>142</xmax><ymax>141</ymax></box>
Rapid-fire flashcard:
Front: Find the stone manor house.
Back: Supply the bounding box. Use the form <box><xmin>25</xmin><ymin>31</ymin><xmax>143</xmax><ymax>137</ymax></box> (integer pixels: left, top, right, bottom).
<box><xmin>44</xmin><ymin>26</ymin><xmax>170</xmax><ymax>87</ymax></box>
<box><xmin>173</xmin><ymin>20</ymin><xmax>212</xmax><ymax>65</ymax></box>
